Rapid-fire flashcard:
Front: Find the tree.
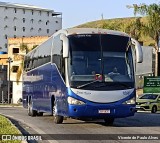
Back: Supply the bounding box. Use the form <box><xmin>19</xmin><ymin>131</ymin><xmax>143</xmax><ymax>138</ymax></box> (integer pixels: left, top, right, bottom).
<box><xmin>131</xmin><ymin>3</ymin><xmax>160</xmax><ymax>76</ymax></box>
<box><xmin>102</xmin><ymin>21</ymin><xmax>121</xmax><ymax>31</ymax></box>
<box><xmin>20</xmin><ymin>43</ymin><xmax>29</xmax><ymax>53</ymax></box>
<box><xmin>125</xmin><ymin>17</ymin><xmax>143</xmax><ymax>41</ymax></box>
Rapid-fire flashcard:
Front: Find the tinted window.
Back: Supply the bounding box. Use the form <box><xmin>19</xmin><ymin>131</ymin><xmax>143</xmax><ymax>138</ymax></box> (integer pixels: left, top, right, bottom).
<box><xmin>38</xmin><ymin>38</ymin><xmax>51</xmax><ymax>66</ymax></box>
<box><xmin>52</xmin><ymin>34</ymin><xmax>62</xmax><ymax>69</ymax></box>
<box><xmin>24</xmin><ymin>37</ymin><xmax>52</xmax><ymax>71</ymax></box>
<box><xmin>140</xmin><ymin>94</ymin><xmax>158</xmax><ymax>100</ymax></box>
<box><xmin>69</xmin><ymin>34</ymin><xmax>129</xmax><ymax>52</ymax></box>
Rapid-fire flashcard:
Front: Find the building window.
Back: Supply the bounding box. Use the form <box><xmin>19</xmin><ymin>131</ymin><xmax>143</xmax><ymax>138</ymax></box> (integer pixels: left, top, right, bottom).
<box><xmin>5</xmin><ymin>43</ymin><xmax>7</xmax><ymax>49</ymax></box>
<box><xmin>23</xmin><ymin>27</ymin><xmax>25</xmax><ymax>32</ymax></box>
<box><xmin>38</xmin><ymin>28</ymin><xmax>42</xmax><ymax>33</ymax></box>
<box><xmin>38</xmin><ymin>20</ymin><xmax>42</xmax><ymax>23</ymax></box>
<box><xmin>30</xmin><ymin>27</ymin><xmax>33</xmax><ymax>32</ymax></box>
<box><xmin>4</xmin><ymin>35</ymin><xmax>7</xmax><ymax>39</ymax></box>
<box><xmin>4</xmin><ymin>25</ymin><xmax>8</xmax><ymax>29</ymax></box>
<box><xmin>31</xmin><ymin>19</ymin><xmax>34</xmax><ymax>23</ymax></box>
<box><xmin>23</xmin><ymin>9</ymin><xmax>25</xmax><ymax>14</ymax></box>
<box><xmin>32</xmin><ymin>10</ymin><xmax>34</xmax><ymax>15</ymax></box>
<box><xmin>13</xmin><ymin>48</ymin><xmax>19</xmax><ymax>54</ymax></box>
<box><xmin>14</xmin><ymin>26</ymin><xmax>16</xmax><ymax>31</ymax></box>
<box><xmin>12</xmin><ymin>66</ymin><xmax>19</xmax><ymax>73</ymax></box>
<box><xmin>55</xmin><ymin>21</ymin><xmax>58</xmax><ymax>23</ymax></box>
<box><xmin>13</xmin><ymin>17</ymin><xmax>17</xmax><ymax>21</ymax></box>
<box><xmin>14</xmin><ymin>8</ymin><xmax>17</xmax><ymax>13</ymax></box>
<box><xmin>47</xmin><ymin>29</ymin><xmax>49</xmax><ymax>34</ymax></box>
<box><xmin>4</xmin><ymin>16</ymin><xmax>8</xmax><ymax>21</ymax></box>
<box><xmin>46</xmin><ymin>20</ymin><xmax>49</xmax><ymax>25</ymax></box>
<box><xmin>23</xmin><ymin>18</ymin><xmax>25</xmax><ymax>23</ymax></box>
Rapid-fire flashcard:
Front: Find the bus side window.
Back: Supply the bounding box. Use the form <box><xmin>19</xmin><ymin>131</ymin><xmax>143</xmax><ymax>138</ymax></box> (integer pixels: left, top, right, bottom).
<box><xmin>52</xmin><ymin>35</ymin><xmax>61</xmax><ymax>65</ymax></box>
<box><xmin>52</xmin><ymin>55</ymin><xmax>61</xmax><ymax>69</ymax></box>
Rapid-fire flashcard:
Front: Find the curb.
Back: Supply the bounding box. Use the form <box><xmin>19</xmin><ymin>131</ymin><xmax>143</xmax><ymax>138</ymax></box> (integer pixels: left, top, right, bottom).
<box><xmin>0</xmin><ymin>114</ymin><xmax>28</xmax><ymax>143</ymax></box>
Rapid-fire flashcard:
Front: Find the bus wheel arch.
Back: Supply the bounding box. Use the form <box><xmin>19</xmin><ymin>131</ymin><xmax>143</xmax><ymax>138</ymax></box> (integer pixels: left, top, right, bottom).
<box><xmin>51</xmin><ymin>95</ymin><xmax>64</xmax><ymax>124</ymax></box>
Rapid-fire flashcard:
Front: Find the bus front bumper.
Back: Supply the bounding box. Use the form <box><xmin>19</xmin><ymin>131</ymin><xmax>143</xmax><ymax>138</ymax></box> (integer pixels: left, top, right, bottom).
<box><xmin>67</xmin><ymin>104</ymin><xmax>136</xmax><ymax>119</ymax></box>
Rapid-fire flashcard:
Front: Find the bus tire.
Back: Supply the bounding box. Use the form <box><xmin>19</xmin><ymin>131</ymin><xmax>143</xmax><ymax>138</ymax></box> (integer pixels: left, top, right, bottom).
<box><xmin>28</xmin><ymin>100</ymin><xmax>37</xmax><ymax>117</ymax></box>
<box><xmin>104</xmin><ymin>118</ymin><xmax>114</xmax><ymax>126</ymax></box>
<box><xmin>53</xmin><ymin>99</ymin><xmax>63</xmax><ymax>124</ymax></box>
<box><xmin>37</xmin><ymin>112</ymin><xmax>43</xmax><ymax>116</ymax></box>
<box><xmin>54</xmin><ymin>115</ymin><xmax>64</xmax><ymax>124</ymax></box>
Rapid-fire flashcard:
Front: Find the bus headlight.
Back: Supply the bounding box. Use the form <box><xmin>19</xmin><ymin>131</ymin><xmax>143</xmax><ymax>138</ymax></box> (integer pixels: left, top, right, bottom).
<box><xmin>123</xmin><ymin>97</ymin><xmax>135</xmax><ymax>105</ymax></box>
<box><xmin>67</xmin><ymin>97</ymin><xmax>85</xmax><ymax>105</ymax></box>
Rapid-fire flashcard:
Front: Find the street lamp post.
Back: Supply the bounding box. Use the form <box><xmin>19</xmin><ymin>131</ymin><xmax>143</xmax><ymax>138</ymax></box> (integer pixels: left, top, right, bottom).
<box><xmin>7</xmin><ymin>57</ymin><xmax>13</xmax><ymax>104</ymax></box>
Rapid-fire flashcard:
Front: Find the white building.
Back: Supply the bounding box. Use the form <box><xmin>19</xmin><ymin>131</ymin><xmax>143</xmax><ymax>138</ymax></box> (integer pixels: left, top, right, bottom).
<box><xmin>0</xmin><ymin>1</ymin><xmax>62</xmax><ymax>104</ymax></box>
<box><xmin>0</xmin><ymin>1</ymin><xmax>62</xmax><ymax>52</ymax></box>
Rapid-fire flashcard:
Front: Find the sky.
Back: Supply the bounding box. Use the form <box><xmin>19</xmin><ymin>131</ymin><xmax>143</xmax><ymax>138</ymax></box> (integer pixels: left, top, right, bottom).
<box><xmin>1</xmin><ymin>0</ymin><xmax>159</xmax><ymax>28</ymax></box>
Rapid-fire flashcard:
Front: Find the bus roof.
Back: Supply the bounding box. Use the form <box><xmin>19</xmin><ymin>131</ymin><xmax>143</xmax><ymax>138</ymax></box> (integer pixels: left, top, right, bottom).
<box><xmin>56</xmin><ymin>28</ymin><xmax>129</xmax><ymax>37</ymax></box>
<box><xmin>26</xmin><ymin>28</ymin><xmax>130</xmax><ymax>55</ymax></box>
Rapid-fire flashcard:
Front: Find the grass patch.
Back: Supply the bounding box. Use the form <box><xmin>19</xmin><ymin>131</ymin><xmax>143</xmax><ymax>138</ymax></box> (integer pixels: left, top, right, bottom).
<box><xmin>0</xmin><ymin>115</ymin><xmax>21</xmax><ymax>143</ymax></box>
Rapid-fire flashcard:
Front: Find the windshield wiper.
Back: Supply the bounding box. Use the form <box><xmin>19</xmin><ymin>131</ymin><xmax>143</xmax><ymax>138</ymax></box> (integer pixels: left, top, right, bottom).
<box><xmin>77</xmin><ymin>80</ymin><xmax>100</xmax><ymax>89</ymax></box>
<box><xmin>113</xmin><ymin>82</ymin><xmax>132</xmax><ymax>89</ymax></box>
<box><xmin>93</xmin><ymin>82</ymin><xmax>132</xmax><ymax>89</ymax></box>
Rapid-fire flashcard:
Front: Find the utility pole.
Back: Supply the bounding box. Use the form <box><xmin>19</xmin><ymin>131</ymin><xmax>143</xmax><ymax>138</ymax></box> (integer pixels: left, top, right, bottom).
<box><xmin>7</xmin><ymin>57</ymin><xmax>13</xmax><ymax>104</ymax></box>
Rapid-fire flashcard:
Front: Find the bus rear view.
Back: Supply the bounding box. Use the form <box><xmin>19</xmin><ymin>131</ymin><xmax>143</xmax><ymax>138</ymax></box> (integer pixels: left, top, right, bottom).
<box><xmin>23</xmin><ymin>28</ymin><xmax>143</xmax><ymax>125</ymax></box>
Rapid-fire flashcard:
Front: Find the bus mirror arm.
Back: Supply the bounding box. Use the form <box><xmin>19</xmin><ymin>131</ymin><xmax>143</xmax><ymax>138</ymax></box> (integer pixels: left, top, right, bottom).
<box><xmin>60</xmin><ymin>34</ymin><xmax>69</xmax><ymax>58</ymax></box>
<box><xmin>131</xmin><ymin>38</ymin><xmax>143</xmax><ymax>63</ymax></box>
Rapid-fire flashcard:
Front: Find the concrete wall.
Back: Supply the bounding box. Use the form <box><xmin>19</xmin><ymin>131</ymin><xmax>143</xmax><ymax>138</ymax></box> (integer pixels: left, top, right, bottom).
<box><xmin>12</xmin><ymin>81</ymin><xmax>22</xmax><ymax>104</ymax></box>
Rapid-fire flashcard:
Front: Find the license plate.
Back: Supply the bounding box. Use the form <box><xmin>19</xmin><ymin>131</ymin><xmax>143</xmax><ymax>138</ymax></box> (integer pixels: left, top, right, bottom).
<box><xmin>98</xmin><ymin>110</ymin><xmax>110</xmax><ymax>114</ymax></box>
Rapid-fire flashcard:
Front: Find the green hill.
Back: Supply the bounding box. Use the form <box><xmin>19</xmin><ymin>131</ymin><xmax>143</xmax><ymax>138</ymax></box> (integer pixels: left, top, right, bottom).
<box><xmin>76</xmin><ymin>17</ymin><xmax>154</xmax><ymax>46</ymax></box>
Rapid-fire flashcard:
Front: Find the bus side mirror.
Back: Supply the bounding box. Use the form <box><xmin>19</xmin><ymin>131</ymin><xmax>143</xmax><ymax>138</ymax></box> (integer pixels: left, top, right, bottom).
<box><xmin>60</xmin><ymin>34</ymin><xmax>69</xmax><ymax>58</ymax></box>
<box><xmin>131</xmin><ymin>38</ymin><xmax>143</xmax><ymax>63</ymax></box>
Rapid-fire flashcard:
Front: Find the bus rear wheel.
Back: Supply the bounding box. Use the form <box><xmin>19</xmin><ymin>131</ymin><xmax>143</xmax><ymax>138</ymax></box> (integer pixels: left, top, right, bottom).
<box><xmin>53</xmin><ymin>100</ymin><xmax>63</xmax><ymax>124</ymax></box>
<box><xmin>104</xmin><ymin>118</ymin><xmax>114</xmax><ymax>126</ymax></box>
<box><xmin>28</xmin><ymin>100</ymin><xmax>37</xmax><ymax>117</ymax></box>
<box><xmin>37</xmin><ymin>112</ymin><xmax>43</xmax><ymax>116</ymax></box>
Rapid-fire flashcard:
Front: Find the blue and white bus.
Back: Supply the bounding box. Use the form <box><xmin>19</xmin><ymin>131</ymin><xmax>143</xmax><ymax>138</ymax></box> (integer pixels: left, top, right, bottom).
<box><xmin>23</xmin><ymin>28</ymin><xmax>143</xmax><ymax>125</ymax></box>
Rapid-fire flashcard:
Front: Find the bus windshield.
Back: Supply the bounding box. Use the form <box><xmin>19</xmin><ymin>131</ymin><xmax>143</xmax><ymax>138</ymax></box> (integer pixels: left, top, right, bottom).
<box><xmin>67</xmin><ymin>34</ymin><xmax>134</xmax><ymax>90</ymax></box>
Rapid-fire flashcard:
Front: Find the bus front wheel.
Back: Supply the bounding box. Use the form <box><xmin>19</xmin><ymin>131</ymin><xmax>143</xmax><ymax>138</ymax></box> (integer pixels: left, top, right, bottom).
<box><xmin>54</xmin><ymin>115</ymin><xmax>64</xmax><ymax>124</ymax></box>
<box><xmin>53</xmin><ymin>100</ymin><xmax>63</xmax><ymax>124</ymax></box>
